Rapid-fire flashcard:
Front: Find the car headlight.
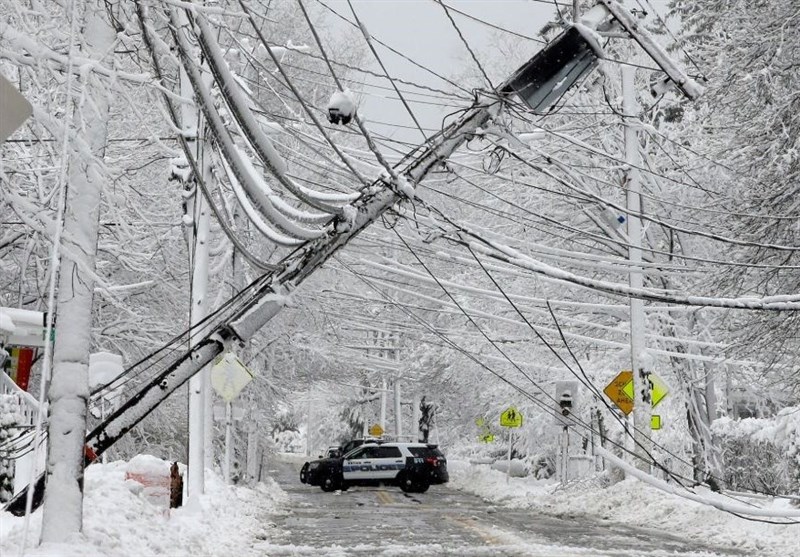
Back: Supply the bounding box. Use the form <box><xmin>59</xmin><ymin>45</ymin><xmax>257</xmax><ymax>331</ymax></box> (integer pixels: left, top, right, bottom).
<box><xmin>309</xmin><ymin>462</ymin><xmax>320</xmax><ymax>470</ymax></box>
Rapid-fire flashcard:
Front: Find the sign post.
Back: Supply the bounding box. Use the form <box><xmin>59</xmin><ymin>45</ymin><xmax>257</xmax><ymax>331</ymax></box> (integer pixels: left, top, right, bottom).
<box><xmin>553</xmin><ymin>382</ymin><xmax>579</xmax><ymax>482</ymax></box>
<box><xmin>499</xmin><ymin>407</ymin><xmax>523</xmax><ymax>483</ymax></box>
<box><xmin>211</xmin><ymin>353</ymin><xmax>254</xmax><ymax>483</ymax></box>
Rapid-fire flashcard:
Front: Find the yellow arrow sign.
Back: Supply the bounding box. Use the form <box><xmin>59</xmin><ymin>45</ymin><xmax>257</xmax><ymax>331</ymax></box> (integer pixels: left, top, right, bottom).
<box><xmin>621</xmin><ymin>373</ymin><xmax>669</xmax><ymax>408</ymax></box>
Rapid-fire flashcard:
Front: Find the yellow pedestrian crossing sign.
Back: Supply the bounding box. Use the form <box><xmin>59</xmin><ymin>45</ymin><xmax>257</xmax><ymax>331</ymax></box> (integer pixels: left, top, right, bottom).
<box><xmin>500</xmin><ymin>406</ymin><xmax>523</xmax><ymax>428</ymax></box>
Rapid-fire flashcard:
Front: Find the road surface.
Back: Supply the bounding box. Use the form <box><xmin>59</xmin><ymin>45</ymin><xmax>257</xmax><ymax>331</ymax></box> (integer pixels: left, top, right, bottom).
<box><xmin>259</xmin><ymin>454</ymin><xmax>744</xmax><ymax>556</ymax></box>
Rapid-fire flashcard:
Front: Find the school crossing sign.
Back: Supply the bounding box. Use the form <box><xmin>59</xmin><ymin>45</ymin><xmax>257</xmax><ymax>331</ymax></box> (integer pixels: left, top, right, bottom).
<box><xmin>500</xmin><ymin>406</ymin><xmax>523</xmax><ymax>428</ymax></box>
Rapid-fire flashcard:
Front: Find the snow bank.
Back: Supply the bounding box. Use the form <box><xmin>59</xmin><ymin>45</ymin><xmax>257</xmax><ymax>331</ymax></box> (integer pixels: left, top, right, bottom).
<box><xmin>0</xmin><ymin>311</ymin><xmax>16</xmax><ymax>333</ymax></box>
<box><xmin>448</xmin><ymin>459</ymin><xmax>798</xmax><ymax>556</ymax></box>
<box><xmin>1</xmin><ymin>458</ymin><xmax>287</xmax><ymax>556</ymax></box>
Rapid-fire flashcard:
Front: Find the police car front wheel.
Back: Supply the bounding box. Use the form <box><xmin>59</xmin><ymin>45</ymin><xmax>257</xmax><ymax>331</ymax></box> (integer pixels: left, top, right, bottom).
<box><xmin>321</xmin><ymin>473</ymin><xmax>344</xmax><ymax>492</ymax></box>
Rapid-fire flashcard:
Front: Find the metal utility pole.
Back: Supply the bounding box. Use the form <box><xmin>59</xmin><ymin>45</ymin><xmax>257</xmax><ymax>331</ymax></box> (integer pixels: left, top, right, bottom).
<box><xmin>622</xmin><ymin>66</ymin><xmax>652</xmax><ymax>473</ymax></box>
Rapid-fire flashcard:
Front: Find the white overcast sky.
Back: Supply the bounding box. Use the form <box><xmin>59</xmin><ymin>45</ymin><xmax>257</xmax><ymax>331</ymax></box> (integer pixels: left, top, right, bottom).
<box><xmin>318</xmin><ymin>0</ymin><xmax>676</xmax><ymax>145</ymax></box>
<box><xmin>323</xmin><ymin>0</ymin><xmax>558</xmax><ymax>144</ymax></box>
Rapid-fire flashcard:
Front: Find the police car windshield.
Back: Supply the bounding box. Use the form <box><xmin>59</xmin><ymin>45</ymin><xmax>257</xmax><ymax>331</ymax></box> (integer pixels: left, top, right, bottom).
<box><xmin>342</xmin><ymin>445</ymin><xmax>375</xmax><ymax>459</ymax></box>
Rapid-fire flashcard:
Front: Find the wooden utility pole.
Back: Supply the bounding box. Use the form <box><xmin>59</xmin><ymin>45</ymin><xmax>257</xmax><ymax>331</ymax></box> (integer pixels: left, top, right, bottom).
<box><xmin>622</xmin><ymin>66</ymin><xmax>652</xmax><ymax>473</ymax></box>
<box><xmin>181</xmin><ymin>58</ymin><xmax>212</xmax><ymax>507</ymax></box>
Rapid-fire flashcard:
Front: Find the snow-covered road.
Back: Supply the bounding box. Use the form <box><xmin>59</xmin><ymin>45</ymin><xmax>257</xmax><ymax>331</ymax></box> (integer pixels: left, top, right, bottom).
<box><xmin>257</xmin><ymin>455</ymin><xmax>745</xmax><ymax>556</ymax></box>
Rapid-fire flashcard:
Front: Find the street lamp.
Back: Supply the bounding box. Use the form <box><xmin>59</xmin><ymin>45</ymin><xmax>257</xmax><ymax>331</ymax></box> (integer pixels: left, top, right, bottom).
<box><xmin>503</xmin><ymin>25</ymin><xmax>604</xmax><ymax>114</ymax></box>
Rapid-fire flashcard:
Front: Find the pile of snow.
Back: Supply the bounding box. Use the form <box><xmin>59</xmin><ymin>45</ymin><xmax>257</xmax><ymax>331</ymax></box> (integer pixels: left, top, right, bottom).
<box><xmin>448</xmin><ymin>459</ymin><xmax>798</xmax><ymax>556</ymax></box>
<box><xmin>0</xmin><ymin>311</ymin><xmax>15</xmax><ymax>334</ymax></box>
<box><xmin>1</xmin><ymin>456</ymin><xmax>287</xmax><ymax>556</ymax></box>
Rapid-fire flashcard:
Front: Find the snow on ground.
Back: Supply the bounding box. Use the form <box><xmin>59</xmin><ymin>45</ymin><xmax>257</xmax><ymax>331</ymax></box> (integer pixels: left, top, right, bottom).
<box><xmin>3</xmin><ymin>454</ymin><xmax>798</xmax><ymax>556</ymax></box>
<box><xmin>1</xmin><ymin>458</ymin><xmax>286</xmax><ymax>557</ymax></box>
<box><xmin>448</xmin><ymin>459</ymin><xmax>799</xmax><ymax>557</ymax></box>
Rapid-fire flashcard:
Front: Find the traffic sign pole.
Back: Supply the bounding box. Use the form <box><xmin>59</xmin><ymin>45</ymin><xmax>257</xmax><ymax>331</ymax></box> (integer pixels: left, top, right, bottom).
<box><xmin>506</xmin><ymin>428</ymin><xmax>513</xmax><ymax>484</ymax></box>
<box><xmin>223</xmin><ymin>401</ymin><xmax>233</xmax><ymax>483</ymax></box>
<box><xmin>499</xmin><ymin>406</ymin><xmax>523</xmax><ymax>482</ymax></box>
<box><xmin>560</xmin><ymin>426</ymin><xmax>570</xmax><ymax>483</ymax></box>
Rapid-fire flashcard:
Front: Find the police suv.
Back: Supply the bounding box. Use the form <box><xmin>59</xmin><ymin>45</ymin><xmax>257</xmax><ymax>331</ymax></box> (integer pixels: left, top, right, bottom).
<box><xmin>301</xmin><ymin>442</ymin><xmax>447</xmax><ymax>493</ymax></box>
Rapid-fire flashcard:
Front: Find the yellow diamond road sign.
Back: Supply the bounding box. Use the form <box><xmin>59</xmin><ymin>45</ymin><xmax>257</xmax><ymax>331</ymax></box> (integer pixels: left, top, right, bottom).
<box><xmin>210</xmin><ymin>352</ymin><xmax>254</xmax><ymax>402</ymax></box>
<box><xmin>621</xmin><ymin>372</ymin><xmax>669</xmax><ymax>408</ymax></box>
<box><xmin>605</xmin><ymin>371</ymin><xmax>670</xmax><ymax>414</ymax></box>
<box><xmin>500</xmin><ymin>406</ymin><xmax>523</xmax><ymax>428</ymax></box>
<box><xmin>369</xmin><ymin>423</ymin><xmax>384</xmax><ymax>437</ymax></box>
<box><xmin>604</xmin><ymin>371</ymin><xmax>634</xmax><ymax>415</ymax></box>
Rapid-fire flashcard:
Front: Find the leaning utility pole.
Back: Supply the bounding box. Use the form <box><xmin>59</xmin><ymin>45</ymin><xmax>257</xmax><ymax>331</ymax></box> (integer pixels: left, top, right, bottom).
<box><xmin>82</xmin><ymin>7</ymin><xmax>611</xmax><ymax>461</ymax></box>
<box><xmin>622</xmin><ymin>66</ymin><xmax>652</xmax><ymax>473</ymax></box>
<box><xmin>84</xmin><ymin>71</ymin><xmax>508</xmax><ymax>459</ymax></box>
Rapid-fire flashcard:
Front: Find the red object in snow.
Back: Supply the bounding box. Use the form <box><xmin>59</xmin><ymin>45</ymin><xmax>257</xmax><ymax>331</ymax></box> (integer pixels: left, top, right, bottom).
<box><xmin>12</xmin><ymin>347</ymin><xmax>34</xmax><ymax>391</ymax></box>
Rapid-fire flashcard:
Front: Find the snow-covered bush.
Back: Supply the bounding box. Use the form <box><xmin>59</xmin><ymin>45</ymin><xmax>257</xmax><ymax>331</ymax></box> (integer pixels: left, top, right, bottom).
<box><xmin>711</xmin><ymin>409</ymin><xmax>800</xmax><ymax>495</ymax></box>
<box><xmin>270</xmin><ymin>405</ymin><xmax>304</xmax><ymax>452</ymax></box>
<box><xmin>271</xmin><ymin>429</ymin><xmax>304</xmax><ymax>453</ymax></box>
<box><xmin>0</xmin><ymin>395</ymin><xmax>23</xmax><ymax>502</ymax></box>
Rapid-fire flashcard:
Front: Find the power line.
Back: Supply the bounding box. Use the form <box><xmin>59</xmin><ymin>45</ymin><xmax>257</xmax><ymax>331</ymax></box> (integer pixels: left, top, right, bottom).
<box><xmin>434</xmin><ymin>0</ymin><xmax>494</xmax><ymax>89</ymax></box>
<box><xmin>345</xmin><ymin>0</ymin><xmax>428</xmax><ymax>142</ymax></box>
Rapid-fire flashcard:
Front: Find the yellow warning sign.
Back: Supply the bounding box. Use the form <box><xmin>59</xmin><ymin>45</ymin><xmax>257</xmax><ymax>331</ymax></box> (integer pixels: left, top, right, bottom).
<box><xmin>604</xmin><ymin>371</ymin><xmax>670</xmax><ymax>415</ymax></box>
<box><xmin>651</xmin><ymin>415</ymin><xmax>662</xmax><ymax>430</ymax></box>
<box><xmin>604</xmin><ymin>371</ymin><xmax>634</xmax><ymax>415</ymax></box>
<box><xmin>622</xmin><ymin>373</ymin><xmax>669</xmax><ymax>409</ymax></box>
<box><xmin>500</xmin><ymin>406</ymin><xmax>523</xmax><ymax>428</ymax></box>
<box><xmin>368</xmin><ymin>423</ymin><xmax>384</xmax><ymax>437</ymax></box>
